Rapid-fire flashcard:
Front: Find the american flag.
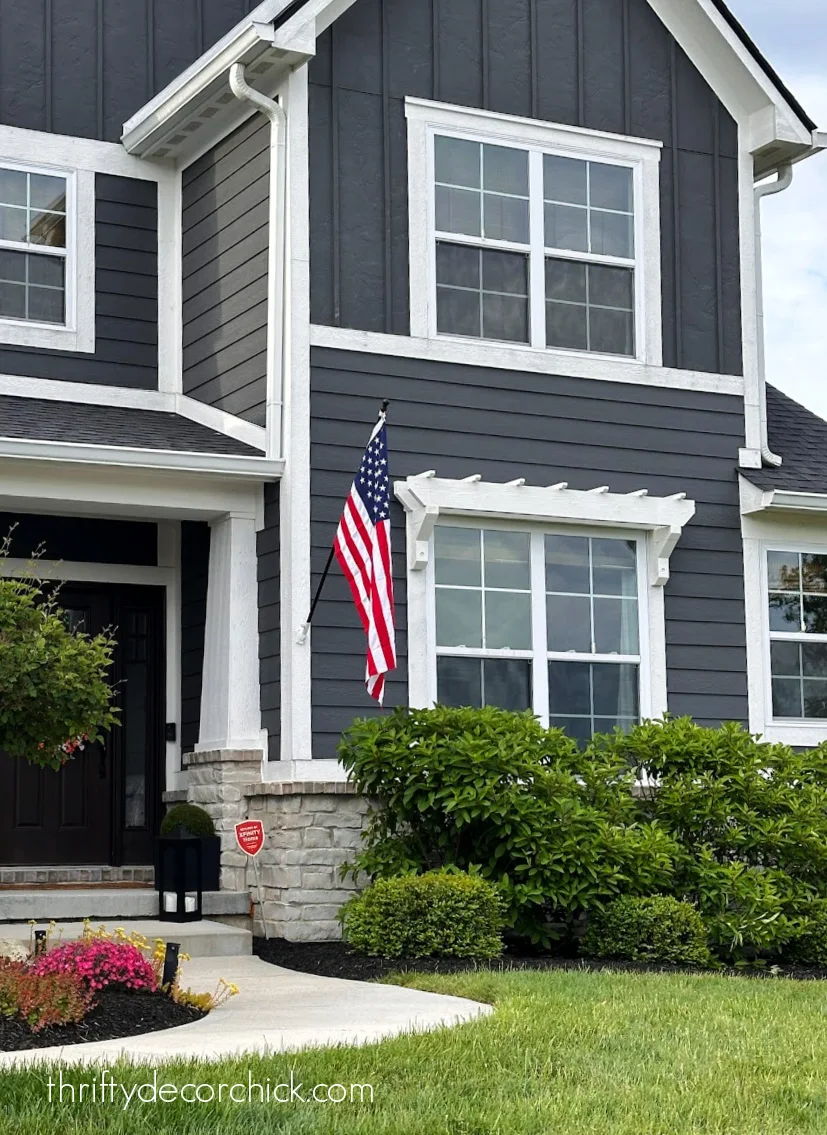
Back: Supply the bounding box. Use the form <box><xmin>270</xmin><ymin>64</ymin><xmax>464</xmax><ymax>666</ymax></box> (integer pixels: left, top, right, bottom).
<box><xmin>333</xmin><ymin>411</ymin><xmax>396</xmax><ymax>704</ymax></box>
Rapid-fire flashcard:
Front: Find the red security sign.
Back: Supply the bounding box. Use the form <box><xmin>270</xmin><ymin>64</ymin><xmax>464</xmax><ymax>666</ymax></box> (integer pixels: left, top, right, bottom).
<box><xmin>235</xmin><ymin>820</ymin><xmax>264</xmax><ymax>858</ymax></box>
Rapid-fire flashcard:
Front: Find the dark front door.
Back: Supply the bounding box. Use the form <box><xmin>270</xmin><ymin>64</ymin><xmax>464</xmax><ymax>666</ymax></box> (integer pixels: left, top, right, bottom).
<box><xmin>0</xmin><ymin>584</ymin><xmax>165</xmax><ymax>866</ymax></box>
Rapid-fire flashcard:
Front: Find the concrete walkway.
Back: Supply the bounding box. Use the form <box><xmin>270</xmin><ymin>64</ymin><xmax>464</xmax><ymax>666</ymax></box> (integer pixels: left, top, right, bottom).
<box><xmin>0</xmin><ymin>955</ymin><xmax>492</xmax><ymax>1066</ymax></box>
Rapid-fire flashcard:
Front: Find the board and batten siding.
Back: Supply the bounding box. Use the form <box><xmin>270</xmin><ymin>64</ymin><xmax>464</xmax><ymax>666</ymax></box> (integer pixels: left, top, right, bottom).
<box><xmin>258</xmin><ymin>483</ymin><xmax>281</xmax><ymax>760</ymax></box>
<box><xmin>182</xmin><ymin>115</ymin><xmax>270</xmax><ymax>427</ymax></box>
<box><xmin>308</xmin><ymin>0</ymin><xmax>742</xmax><ymax>377</ymax></box>
<box><xmin>309</xmin><ymin>346</ymin><xmax>748</xmax><ymax>758</ymax></box>
<box><xmin>0</xmin><ymin>175</ymin><xmax>158</xmax><ymax>389</ymax></box>
<box><xmin>180</xmin><ymin>520</ymin><xmax>210</xmax><ymax>755</ymax></box>
<box><xmin>0</xmin><ymin>0</ymin><xmax>259</xmax><ymax>142</ymax></box>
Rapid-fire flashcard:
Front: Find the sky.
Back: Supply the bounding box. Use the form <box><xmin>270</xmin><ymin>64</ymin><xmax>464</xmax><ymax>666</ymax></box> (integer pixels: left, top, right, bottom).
<box><xmin>726</xmin><ymin>0</ymin><xmax>827</xmax><ymax>418</ymax></box>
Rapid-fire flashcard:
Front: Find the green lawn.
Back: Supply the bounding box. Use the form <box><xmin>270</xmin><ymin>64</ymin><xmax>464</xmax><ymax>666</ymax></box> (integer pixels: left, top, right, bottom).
<box><xmin>4</xmin><ymin>968</ymin><xmax>827</xmax><ymax>1134</ymax></box>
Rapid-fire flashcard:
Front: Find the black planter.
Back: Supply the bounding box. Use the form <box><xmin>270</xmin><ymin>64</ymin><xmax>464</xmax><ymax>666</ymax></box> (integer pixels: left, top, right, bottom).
<box><xmin>154</xmin><ymin>831</ymin><xmax>221</xmax><ymax>892</ymax></box>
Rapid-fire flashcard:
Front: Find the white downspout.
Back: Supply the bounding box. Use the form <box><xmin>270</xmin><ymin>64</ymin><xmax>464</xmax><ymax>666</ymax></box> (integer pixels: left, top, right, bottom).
<box><xmin>754</xmin><ymin>163</ymin><xmax>793</xmax><ymax>468</ymax></box>
<box><xmin>229</xmin><ymin>62</ymin><xmax>287</xmax><ymax>462</ymax></box>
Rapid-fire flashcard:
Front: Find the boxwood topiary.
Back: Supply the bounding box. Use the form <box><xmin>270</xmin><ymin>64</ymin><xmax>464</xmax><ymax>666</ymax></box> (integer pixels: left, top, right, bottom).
<box><xmin>339</xmin><ymin>871</ymin><xmax>505</xmax><ymax>959</ymax></box>
<box><xmin>160</xmin><ymin>803</ymin><xmax>215</xmax><ymax>839</ymax></box>
<box><xmin>582</xmin><ymin>895</ymin><xmax>715</xmax><ymax>968</ymax></box>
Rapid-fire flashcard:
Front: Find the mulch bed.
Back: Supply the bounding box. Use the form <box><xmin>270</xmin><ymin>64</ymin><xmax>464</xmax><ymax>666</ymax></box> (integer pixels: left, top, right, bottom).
<box><xmin>0</xmin><ymin>987</ymin><xmax>205</xmax><ymax>1052</ymax></box>
<box><xmin>253</xmin><ymin>937</ymin><xmax>827</xmax><ymax>984</ymax></box>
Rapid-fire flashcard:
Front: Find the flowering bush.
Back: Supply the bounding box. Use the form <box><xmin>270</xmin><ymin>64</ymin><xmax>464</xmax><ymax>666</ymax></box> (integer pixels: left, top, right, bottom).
<box><xmin>0</xmin><ymin>959</ymin><xmax>91</xmax><ymax>1032</ymax></box>
<box><xmin>32</xmin><ymin>938</ymin><xmax>158</xmax><ymax>993</ymax></box>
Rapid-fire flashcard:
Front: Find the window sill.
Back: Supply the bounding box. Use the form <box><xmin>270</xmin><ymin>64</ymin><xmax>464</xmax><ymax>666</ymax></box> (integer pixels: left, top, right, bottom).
<box><xmin>759</xmin><ymin>721</ymin><xmax>827</xmax><ymax>747</ymax></box>
<box><xmin>0</xmin><ymin>317</ymin><xmax>94</xmax><ymax>353</ymax></box>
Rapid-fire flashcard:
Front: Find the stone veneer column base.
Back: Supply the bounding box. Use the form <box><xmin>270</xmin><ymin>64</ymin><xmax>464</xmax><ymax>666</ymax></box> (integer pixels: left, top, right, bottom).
<box><xmin>183</xmin><ymin>750</ymin><xmax>264</xmax><ymax>892</ymax></box>
<box><xmin>245</xmin><ymin>781</ymin><xmax>370</xmax><ymax>942</ymax></box>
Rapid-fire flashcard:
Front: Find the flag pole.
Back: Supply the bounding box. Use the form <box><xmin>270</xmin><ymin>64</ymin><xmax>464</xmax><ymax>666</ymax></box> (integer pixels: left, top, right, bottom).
<box><xmin>296</xmin><ymin>401</ymin><xmax>389</xmax><ymax>646</ymax></box>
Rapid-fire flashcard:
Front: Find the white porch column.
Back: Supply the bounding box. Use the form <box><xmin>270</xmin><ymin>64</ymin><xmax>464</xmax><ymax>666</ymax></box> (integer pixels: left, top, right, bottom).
<box><xmin>197</xmin><ymin>511</ymin><xmax>264</xmax><ymax>754</ymax></box>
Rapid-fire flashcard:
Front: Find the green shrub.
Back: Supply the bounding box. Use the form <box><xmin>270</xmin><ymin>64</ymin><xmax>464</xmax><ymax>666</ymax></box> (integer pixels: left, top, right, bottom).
<box><xmin>339</xmin><ymin>871</ymin><xmax>504</xmax><ymax>959</ymax></box>
<box><xmin>582</xmin><ymin>896</ymin><xmax>714</xmax><ymax>968</ymax></box>
<box><xmin>785</xmin><ymin>900</ymin><xmax>827</xmax><ymax>967</ymax></box>
<box><xmin>339</xmin><ymin>706</ymin><xmax>677</xmax><ymax>943</ymax></box>
<box><xmin>160</xmin><ymin>803</ymin><xmax>215</xmax><ymax>838</ymax></box>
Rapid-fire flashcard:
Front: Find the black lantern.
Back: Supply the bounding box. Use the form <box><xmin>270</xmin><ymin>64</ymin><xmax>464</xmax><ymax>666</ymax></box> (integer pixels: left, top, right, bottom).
<box><xmin>157</xmin><ymin>832</ymin><xmax>203</xmax><ymax>922</ymax></box>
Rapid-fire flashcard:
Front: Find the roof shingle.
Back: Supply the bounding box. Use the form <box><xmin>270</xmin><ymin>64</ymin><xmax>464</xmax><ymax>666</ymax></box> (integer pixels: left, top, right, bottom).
<box><xmin>743</xmin><ymin>385</ymin><xmax>827</xmax><ymax>495</ymax></box>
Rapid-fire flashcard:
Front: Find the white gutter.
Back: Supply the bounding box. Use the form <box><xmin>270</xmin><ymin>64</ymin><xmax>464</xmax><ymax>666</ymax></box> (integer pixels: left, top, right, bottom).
<box><xmin>229</xmin><ymin>62</ymin><xmax>287</xmax><ymax>463</ymax></box>
<box><xmin>754</xmin><ymin>163</ymin><xmax>793</xmax><ymax>468</ymax></box>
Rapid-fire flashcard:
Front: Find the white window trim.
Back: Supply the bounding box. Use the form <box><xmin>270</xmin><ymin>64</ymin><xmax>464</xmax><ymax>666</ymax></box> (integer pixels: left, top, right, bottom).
<box><xmin>395</xmin><ymin>474</ymin><xmax>695</xmax><ymax>722</ymax></box>
<box><xmin>744</xmin><ymin>529</ymin><xmax>827</xmax><ymax>747</ymax></box>
<box><xmin>0</xmin><ymin>159</ymin><xmax>94</xmax><ymax>353</ymax></box>
<box><xmin>406</xmin><ymin>97</ymin><xmax>663</xmax><ymax>368</ymax></box>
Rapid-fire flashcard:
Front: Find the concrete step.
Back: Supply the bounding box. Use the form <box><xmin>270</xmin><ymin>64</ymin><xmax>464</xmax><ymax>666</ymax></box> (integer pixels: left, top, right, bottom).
<box><xmin>0</xmin><ymin>888</ymin><xmax>250</xmax><ymax>924</ymax></box>
<box><xmin>0</xmin><ymin>918</ymin><xmax>252</xmax><ymax>958</ymax></box>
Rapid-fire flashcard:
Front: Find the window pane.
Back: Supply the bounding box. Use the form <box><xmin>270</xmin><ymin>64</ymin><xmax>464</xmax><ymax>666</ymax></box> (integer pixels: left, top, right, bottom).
<box><xmin>0</xmin><ymin>249</ymin><xmax>25</xmax><ymax>281</ymax></box>
<box><xmin>436</xmin><ymin>242</ymin><xmax>480</xmax><ymax>289</ymax></box>
<box><xmin>547</xmin><ymin>594</ymin><xmax>591</xmax><ymax>652</ymax></box>
<box><xmin>592</xmin><ymin>538</ymin><xmax>637</xmax><ymax>597</ymax></box>
<box><xmin>548</xmin><ymin>660</ymin><xmax>591</xmax><ymax>716</ymax></box>
<box><xmin>482</xmin><ymin>294</ymin><xmax>528</xmax><ymax>343</ymax></box>
<box><xmin>767</xmin><ymin>551</ymin><xmax>799</xmax><ymax>590</ymax></box>
<box><xmin>483</xmin><ymin>144</ymin><xmax>528</xmax><ymax>195</ymax></box>
<box><xmin>589</xmin><ymin>163</ymin><xmax>633</xmax><ymax>212</ymax></box>
<box><xmin>589</xmin><ymin>306</ymin><xmax>635</xmax><ymax>356</ymax></box>
<box><xmin>592</xmin><ymin>663</ymin><xmax>639</xmax><ymax>718</ymax></box>
<box><xmin>772</xmin><ymin>678</ymin><xmax>802</xmax><ymax>718</ymax></box>
<box><xmin>435</xmin><ymin>185</ymin><xmax>480</xmax><ymax>236</ymax></box>
<box><xmin>804</xmin><ymin>682</ymin><xmax>827</xmax><ymax>719</ymax></box>
<box><xmin>546</xmin><ymin>257</ymin><xmax>587</xmax><ymax>303</ymax></box>
<box><xmin>769</xmin><ymin>593</ymin><xmax>801</xmax><ymax>632</ymax></box>
<box><xmin>435</xmin><ymin>588</ymin><xmax>483</xmax><ymax>648</ymax></box>
<box><xmin>590</xmin><ymin>210</ymin><xmax>633</xmax><ymax>258</ymax></box>
<box><xmin>544</xmin><ymin>203</ymin><xmax>588</xmax><ymax>252</ymax></box>
<box><xmin>435</xmin><ymin>136</ymin><xmax>480</xmax><ymax>189</ymax></box>
<box><xmin>484</xmin><ymin>193</ymin><xmax>529</xmax><ymax>243</ymax></box>
<box><xmin>437</xmin><ymin>656</ymin><xmax>482</xmax><ymax>707</ymax></box>
<box><xmin>28</xmin><ymin>254</ymin><xmax>64</xmax><ymax>289</ymax></box>
<box><xmin>484</xmin><ymin>530</ymin><xmax>530</xmax><ymax>589</ymax></box>
<box><xmin>437</xmin><ymin>286</ymin><xmax>480</xmax><ymax>337</ymax></box>
<box><xmin>435</xmin><ymin>526</ymin><xmax>481</xmax><ymax>586</ymax></box>
<box><xmin>27</xmin><ymin>285</ymin><xmax>64</xmax><ymax>323</ymax></box>
<box><xmin>544</xmin><ymin>155</ymin><xmax>587</xmax><ymax>205</ymax></box>
<box><xmin>802</xmin><ymin>643</ymin><xmax>827</xmax><ymax>678</ymax></box>
<box><xmin>482</xmin><ymin>659</ymin><xmax>532</xmax><ymax>711</ymax></box>
<box><xmin>593</xmin><ymin>597</ymin><xmax>639</xmax><ymax>654</ymax></box>
<box><xmin>589</xmin><ymin>264</ymin><xmax>634</xmax><ymax>309</ymax></box>
<box><xmin>485</xmin><ymin>591</ymin><xmax>531</xmax><ymax>649</ymax></box>
<box><xmin>802</xmin><ymin>554</ymin><xmax>827</xmax><ymax>593</ymax></box>
<box><xmin>803</xmin><ymin>595</ymin><xmax>827</xmax><ymax>634</ymax></box>
<box><xmin>0</xmin><ymin>205</ymin><xmax>26</xmax><ymax>243</ymax></box>
<box><xmin>594</xmin><ymin>717</ymin><xmax>637</xmax><ymax>737</ymax></box>
<box><xmin>771</xmin><ymin>640</ymin><xmax>800</xmax><ymax>676</ymax></box>
<box><xmin>549</xmin><ymin>716</ymin><xmax>593</xmax><ymax>747</ymax></box>
<box><xmin>547</xmin><ymin>302</ymin><xmax>587</xmax><ymax>351</ymax></box>
<box><xmin>0</xmin><ymin>281</ymin><xmax>25</xmax><ymax>319</ymax></box>
<box><xmin>545</xmin><ymin>534</ymin><xmax>590</xmax><ymax>593</ymax></box>
<box><xmin>29</xmin><ymin>211</ymin><xmax>65</xmax><ymax>248</ymax></box>
<box><xmin>29</xmin><ymin>173</ymin><xmax>66</xmax><ymax>213</ymax></box>
<box><xmin>482</xmin><ymin>249</ymin><xmax>528</xmax><ymax>295</ymax></box>
<box><xmin>0</xmin><ymin>168</ymin><xmax>26</xmax><ymax>206</ymax></box>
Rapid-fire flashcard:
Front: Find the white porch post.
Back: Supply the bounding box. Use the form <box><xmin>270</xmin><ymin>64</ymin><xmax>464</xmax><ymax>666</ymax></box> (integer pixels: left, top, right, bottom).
<box><xmin>197</xmin><ymin>511</ymin><xmax>264</xmax><ymax>754</ymax></box>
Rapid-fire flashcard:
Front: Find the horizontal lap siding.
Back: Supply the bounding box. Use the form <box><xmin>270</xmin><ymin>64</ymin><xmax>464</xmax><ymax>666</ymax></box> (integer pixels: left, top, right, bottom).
<box><xmin>310</xmin><ymin>347</ymin><xmax>748</xmax><ymax>757</ymax></box>
<box><xmin>309</xmin><ymin>0</ymin><xmax>742</xmax><ymax>376</ymax></box>
<box><xmin>258</xmin><ymin>483</ymin><xmax>280</xmax><ymax>760</ymax></box>
<box><xmin>182</xmin><ymin>116</ymin><xmax>269</xmax><ymax>426</ymax></box>
<box><xmin>0</xmin><ymin>176</ymin><xmax>158</xmax><ymax>388</ymax></box>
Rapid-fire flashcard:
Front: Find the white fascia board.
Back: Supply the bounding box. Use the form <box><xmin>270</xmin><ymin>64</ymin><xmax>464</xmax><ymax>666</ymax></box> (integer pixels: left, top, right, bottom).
<box><xmin>739</xmin><ymin>475</ymin><xmax>827</xmax><ymax>516</ymax></box>
<box><xmin>395</xmin><ymin>475</ymin><xmax>695</xmax><ymax>585</ymax></box>
<box><xmin>120</xmin><ymin>2</ymin><xmax>316</xmax><ymax>158</ymax></box>
<box><xmin>0</xmin><ymin>437</ymin><xmax>282</xmax><ymax>479</ymax></box>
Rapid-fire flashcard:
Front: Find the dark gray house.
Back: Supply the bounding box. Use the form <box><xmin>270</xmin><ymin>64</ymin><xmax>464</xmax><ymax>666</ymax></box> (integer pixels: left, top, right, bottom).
<box><xmin>0</xmin><ymin>0</ymin><xmax>824</xmax><ymax>937</ymax></box>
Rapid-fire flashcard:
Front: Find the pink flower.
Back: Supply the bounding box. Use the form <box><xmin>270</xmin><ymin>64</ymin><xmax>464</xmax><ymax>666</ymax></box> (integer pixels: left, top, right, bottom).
<box><xmin>32</xmin><ymin>940</ymin><xmax>157</xmax><ymax>993</ymax></box>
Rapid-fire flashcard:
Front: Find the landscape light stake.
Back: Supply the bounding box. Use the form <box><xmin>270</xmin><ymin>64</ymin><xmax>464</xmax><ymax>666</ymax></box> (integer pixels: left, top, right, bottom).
<box><xmin>162</xmin><ymin>941</ymin><xmax>180</xmax><ymax>990</ymax></box>
<box><xmin>296</xmin><ymin>400</ymin><xmax>390</xmax><ymax>645</ymax></box>
<box><xmin>33</xmin><ymin>929</ymin><xmax>47</xmax><ymax>956</ymax></box>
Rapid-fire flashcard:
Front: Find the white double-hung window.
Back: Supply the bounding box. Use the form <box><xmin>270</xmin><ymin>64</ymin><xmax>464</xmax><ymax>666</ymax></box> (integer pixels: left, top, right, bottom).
<box><xmin>767</xmin><ymin>549</ymin><xmax>827</xmax><ymax>721</ymax></box>
<box><xmin>396</xmin><ymin>476</ymin><xmax>695</xmax><ymax>746</ymax></box>
<box><xmin>407</xmin><ymin>99</ymin><xmax>662</xmax><ymax>365</ymax></box>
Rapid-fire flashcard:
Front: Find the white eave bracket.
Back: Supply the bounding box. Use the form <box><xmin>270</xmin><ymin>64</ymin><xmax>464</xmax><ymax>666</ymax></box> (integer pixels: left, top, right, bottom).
<box><xmin>394</xmin><ymin>474</ymin><xmax>696</xmax><ymax>587</ymax></box>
